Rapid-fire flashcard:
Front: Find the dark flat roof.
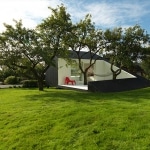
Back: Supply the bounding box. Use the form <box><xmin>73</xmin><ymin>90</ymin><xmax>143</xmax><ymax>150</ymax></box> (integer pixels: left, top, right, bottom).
<box><xmin>69</xmin><ymin>50</ymin><xmax>104</xmax><ymax>60</ymax></box>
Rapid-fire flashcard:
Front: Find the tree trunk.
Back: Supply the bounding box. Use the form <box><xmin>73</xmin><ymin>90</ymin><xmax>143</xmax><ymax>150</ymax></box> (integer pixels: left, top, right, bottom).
<box><xmin>38</xmin><ymin>79</ymin><xmax>44</xmax><ymax>91</ymax></box>
<box><xmin>112</xmin><ymin>72</ymin><xmax>117</xmax><ymax>80</ymax></box>
<box><xmin>83</xmin><ymin>72</ymin><xmax>88</xmax><ymax>85</ymax></box>
<box><xmin>111</xmin><ymin>63</ymin><xmax>122</xmax><ymax>80</ymax></box>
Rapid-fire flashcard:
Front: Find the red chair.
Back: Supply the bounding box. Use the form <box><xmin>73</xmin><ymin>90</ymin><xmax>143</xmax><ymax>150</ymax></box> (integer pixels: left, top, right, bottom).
<box><xmin>65</xmin><ymin>77</ymin><xmax>76</xmax><ymax>85</ymax></box>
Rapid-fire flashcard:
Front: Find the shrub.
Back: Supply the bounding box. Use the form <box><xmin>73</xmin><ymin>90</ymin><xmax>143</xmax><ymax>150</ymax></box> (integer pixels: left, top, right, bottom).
<box><xmin>22</xmin><ymin>80</ymin><xmax>38</xmax><ymax>88</ymax></box>
<box><xmin>4</xmin><ymin>76</ymin><xmax>20</xmax><ymax>84</ymax></box>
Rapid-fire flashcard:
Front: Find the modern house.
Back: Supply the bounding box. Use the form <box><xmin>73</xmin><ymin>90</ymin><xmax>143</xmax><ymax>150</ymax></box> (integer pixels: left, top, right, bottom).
<box><xmin>45</xmin><ymin>51</ymin><xmax>136</xmax><ymax>87</ymax></box>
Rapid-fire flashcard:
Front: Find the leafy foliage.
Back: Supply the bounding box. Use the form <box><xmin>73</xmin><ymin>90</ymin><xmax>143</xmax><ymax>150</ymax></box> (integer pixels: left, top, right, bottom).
<box><xmin>141</xmin><ymin>47</ymin><xmax>150</xmax><ymax>79</ymax></box>
<box><xmin>4</xmin><ymin>76</ymin><xmax>20</xmax><ymax>84</ymax></box>
<box><xmin>104</xmin><ymin>25</ymin><xmax>150</xmax><ymax>79</ymax></box>
<box><xmin>21</xmin><ymin>80</ymin><xmax>38</xmax><ymax>88</ymax></box>
<box><xmin>0</xmin><ymin>4</ymin><xmax>149</xmax><ymax>90</ymax></box>
<box><xmin>0</xmin><ymin>5</ymin><xmax>72</xmax><ymax>90</ymax></box>
<box><xmin>66</xmin><ymin>14</ymin><xmax>105</xmax><ymax>85</ymax></box>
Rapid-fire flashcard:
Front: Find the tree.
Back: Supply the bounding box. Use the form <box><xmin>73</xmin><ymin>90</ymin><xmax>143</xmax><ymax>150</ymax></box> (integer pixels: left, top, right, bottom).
<box><xmin>0</xmin><ymin>66</ymin><xmax>17</xmax><ymax>82</ymax></box>
<box><xmin>104</xmin><ymin>25</ymin><xmax>149</xmax><ymax>80</ymax></box>
<box><xmin>104</xmin><ymin>27</ymin><xmax>124</xmax><ymax>80</ymax></box>
<box><xmin>66</xmin><ymin>14</ymin><xmax>105</xmax><ymax>85</ymax></box>
<box><xmin>141</xmin><ymin>46</ymin><xmax>150</xmax><ymax>79</ymax></box>
<box><xmin>0</xmin><ymin>5</ymin><xmax>72</xmax><ymax>91</ymax></box>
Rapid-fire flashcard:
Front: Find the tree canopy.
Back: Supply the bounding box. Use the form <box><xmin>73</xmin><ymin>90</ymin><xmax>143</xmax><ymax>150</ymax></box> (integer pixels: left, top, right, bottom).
<box><xmin>0</xmin><ymin>4</ymin><xmax>149</xmax><ymax>91</ymax></box>
<box><xmin>66</xmin><ymin>14</ymin><xmax>105</xmax><ymax>85</ymax></box>
<box><xmin>0</xmin><ymin>5</ymin><xmax>72</xmax><ymax>91</ymax></box>
<box><xmin>104</xmin><ymin>25</ymin><xmax>149</xmax><ymax>80</ymax></box>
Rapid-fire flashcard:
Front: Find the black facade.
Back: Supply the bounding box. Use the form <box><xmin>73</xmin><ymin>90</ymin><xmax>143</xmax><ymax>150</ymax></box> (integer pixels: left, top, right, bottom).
<box><xmin>88</xmin><ymin>76</ymin><xmax>150</xmax><ymax>92</ymax></box>
<box><xmin>45</xmin><ymin>58</ymin><xmax>58</xmax><ymax>87</ymax></box>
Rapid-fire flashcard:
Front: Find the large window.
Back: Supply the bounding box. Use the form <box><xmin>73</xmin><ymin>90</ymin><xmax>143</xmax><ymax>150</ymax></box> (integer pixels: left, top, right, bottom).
<box><xmin>71</xmin><ymin>61</ymin><xmax>82</xmax><ymax>81</ymax></box>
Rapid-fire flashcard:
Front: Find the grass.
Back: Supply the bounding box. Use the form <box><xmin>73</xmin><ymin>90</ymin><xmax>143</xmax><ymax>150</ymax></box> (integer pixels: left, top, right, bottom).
<box><xmin>0</xmin><ymin>87</ymin><xmax>150</xmax><ymax>150</ymax></box>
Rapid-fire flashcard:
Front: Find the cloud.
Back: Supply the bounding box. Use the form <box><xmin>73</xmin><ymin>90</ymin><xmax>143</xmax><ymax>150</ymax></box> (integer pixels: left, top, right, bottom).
<box><xmin>0</xmin><ymin>0</ymin><xmax>61</xmax><ymax>31</ymax></box>
<box><xmin>64</xmin><ymin>0</ymin><xmax>150</xmax><ymax>30</ymax></box>
<box><xmin>0</xmin><ymin>0</ymin><xmax>149</xmax><ymax>32</ymax></box>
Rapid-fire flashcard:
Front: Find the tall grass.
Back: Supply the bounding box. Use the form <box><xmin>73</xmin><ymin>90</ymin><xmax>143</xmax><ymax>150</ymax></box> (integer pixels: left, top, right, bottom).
<box><xmin>0</xmin><ymin>87</ymin><xmax>150</xmax><ymax>150</ymax></box>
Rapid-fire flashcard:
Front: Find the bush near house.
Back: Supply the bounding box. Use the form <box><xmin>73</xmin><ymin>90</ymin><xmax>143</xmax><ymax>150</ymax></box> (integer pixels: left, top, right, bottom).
<box><xmin>4</xmin><ymin>76</ymin><xmax>20</xmax><ymax>84</ymax></box>
<box><xmin>22</xmin><ymin>80</ymin><xmax>38</xmax><ymax>88</ymax></box>
<box><xmin>21</xmin><ymin>80</ymin><xmax>46</xmax><ymax>88</ymax></box>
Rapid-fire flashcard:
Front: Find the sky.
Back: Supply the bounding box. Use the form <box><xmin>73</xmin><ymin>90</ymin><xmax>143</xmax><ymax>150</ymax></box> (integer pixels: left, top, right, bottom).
<box><xmin>0</xmin><ymin>0</ymin><xmax>150</xmax><ymax>33</ymax></box>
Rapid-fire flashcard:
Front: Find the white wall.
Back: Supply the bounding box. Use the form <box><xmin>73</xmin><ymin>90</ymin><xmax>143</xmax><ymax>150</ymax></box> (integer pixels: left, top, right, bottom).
<box><xmin>58</xmin><ymin>58</ymin><xmax>71</xmax><ymax>85</ymax></box>
<box><xmin>95</xmin><ymin>60</ymin><xmax>115</xmax><ymax>80</ymax></box>
<box><xmin>58</xmin><ymin>58</ymin><xmax>136</xmax><ymax>85</ymax></box>
<box><xmin>95</xmin><ymin>60</ymin><xmax>136</xmax><ymax>81</ymax></box>
<box><xmin>58</xmin><ymin>58</ymin><xmax>95</xmax><ymax>85</ymax></box>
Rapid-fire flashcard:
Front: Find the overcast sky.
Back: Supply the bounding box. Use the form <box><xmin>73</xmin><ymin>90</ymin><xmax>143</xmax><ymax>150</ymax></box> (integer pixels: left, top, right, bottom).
<box><xmin>0</xmin><ymin>0</ymin><xmax>150</xmax><ymax>33</ymax></box>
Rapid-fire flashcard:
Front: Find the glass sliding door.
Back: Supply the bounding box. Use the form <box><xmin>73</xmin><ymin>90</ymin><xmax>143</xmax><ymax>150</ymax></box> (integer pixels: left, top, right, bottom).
<box><xmin>71</xmin><ymin>61</ymin><xmax>83</xmax><ymax>84</ymax></box>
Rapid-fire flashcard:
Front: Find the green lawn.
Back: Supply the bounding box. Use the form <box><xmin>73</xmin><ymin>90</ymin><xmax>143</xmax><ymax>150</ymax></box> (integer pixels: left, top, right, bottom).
<box><xmin>0</xmin><ymin>87</ymin><xmax>150</xmax><ymax>150</ymax></box>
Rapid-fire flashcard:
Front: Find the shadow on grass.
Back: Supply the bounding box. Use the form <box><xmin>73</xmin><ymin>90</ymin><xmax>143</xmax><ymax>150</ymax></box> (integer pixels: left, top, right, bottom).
<box><xmin>24</xmin><ymin>89</ymin><xmax>92</xmax><ymax>103</ymax></box>
<box><xmin>23</xmin><ymin>87</ymin><xmax>150</xmax><ymax>104</ymax></box>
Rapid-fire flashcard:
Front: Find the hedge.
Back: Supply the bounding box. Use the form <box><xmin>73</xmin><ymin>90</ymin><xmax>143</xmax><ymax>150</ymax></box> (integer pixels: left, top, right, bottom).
<box><xmin>22</xmin><ymin>80</ymin><xmax>38</xmax><ymax>88</ymax></box>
